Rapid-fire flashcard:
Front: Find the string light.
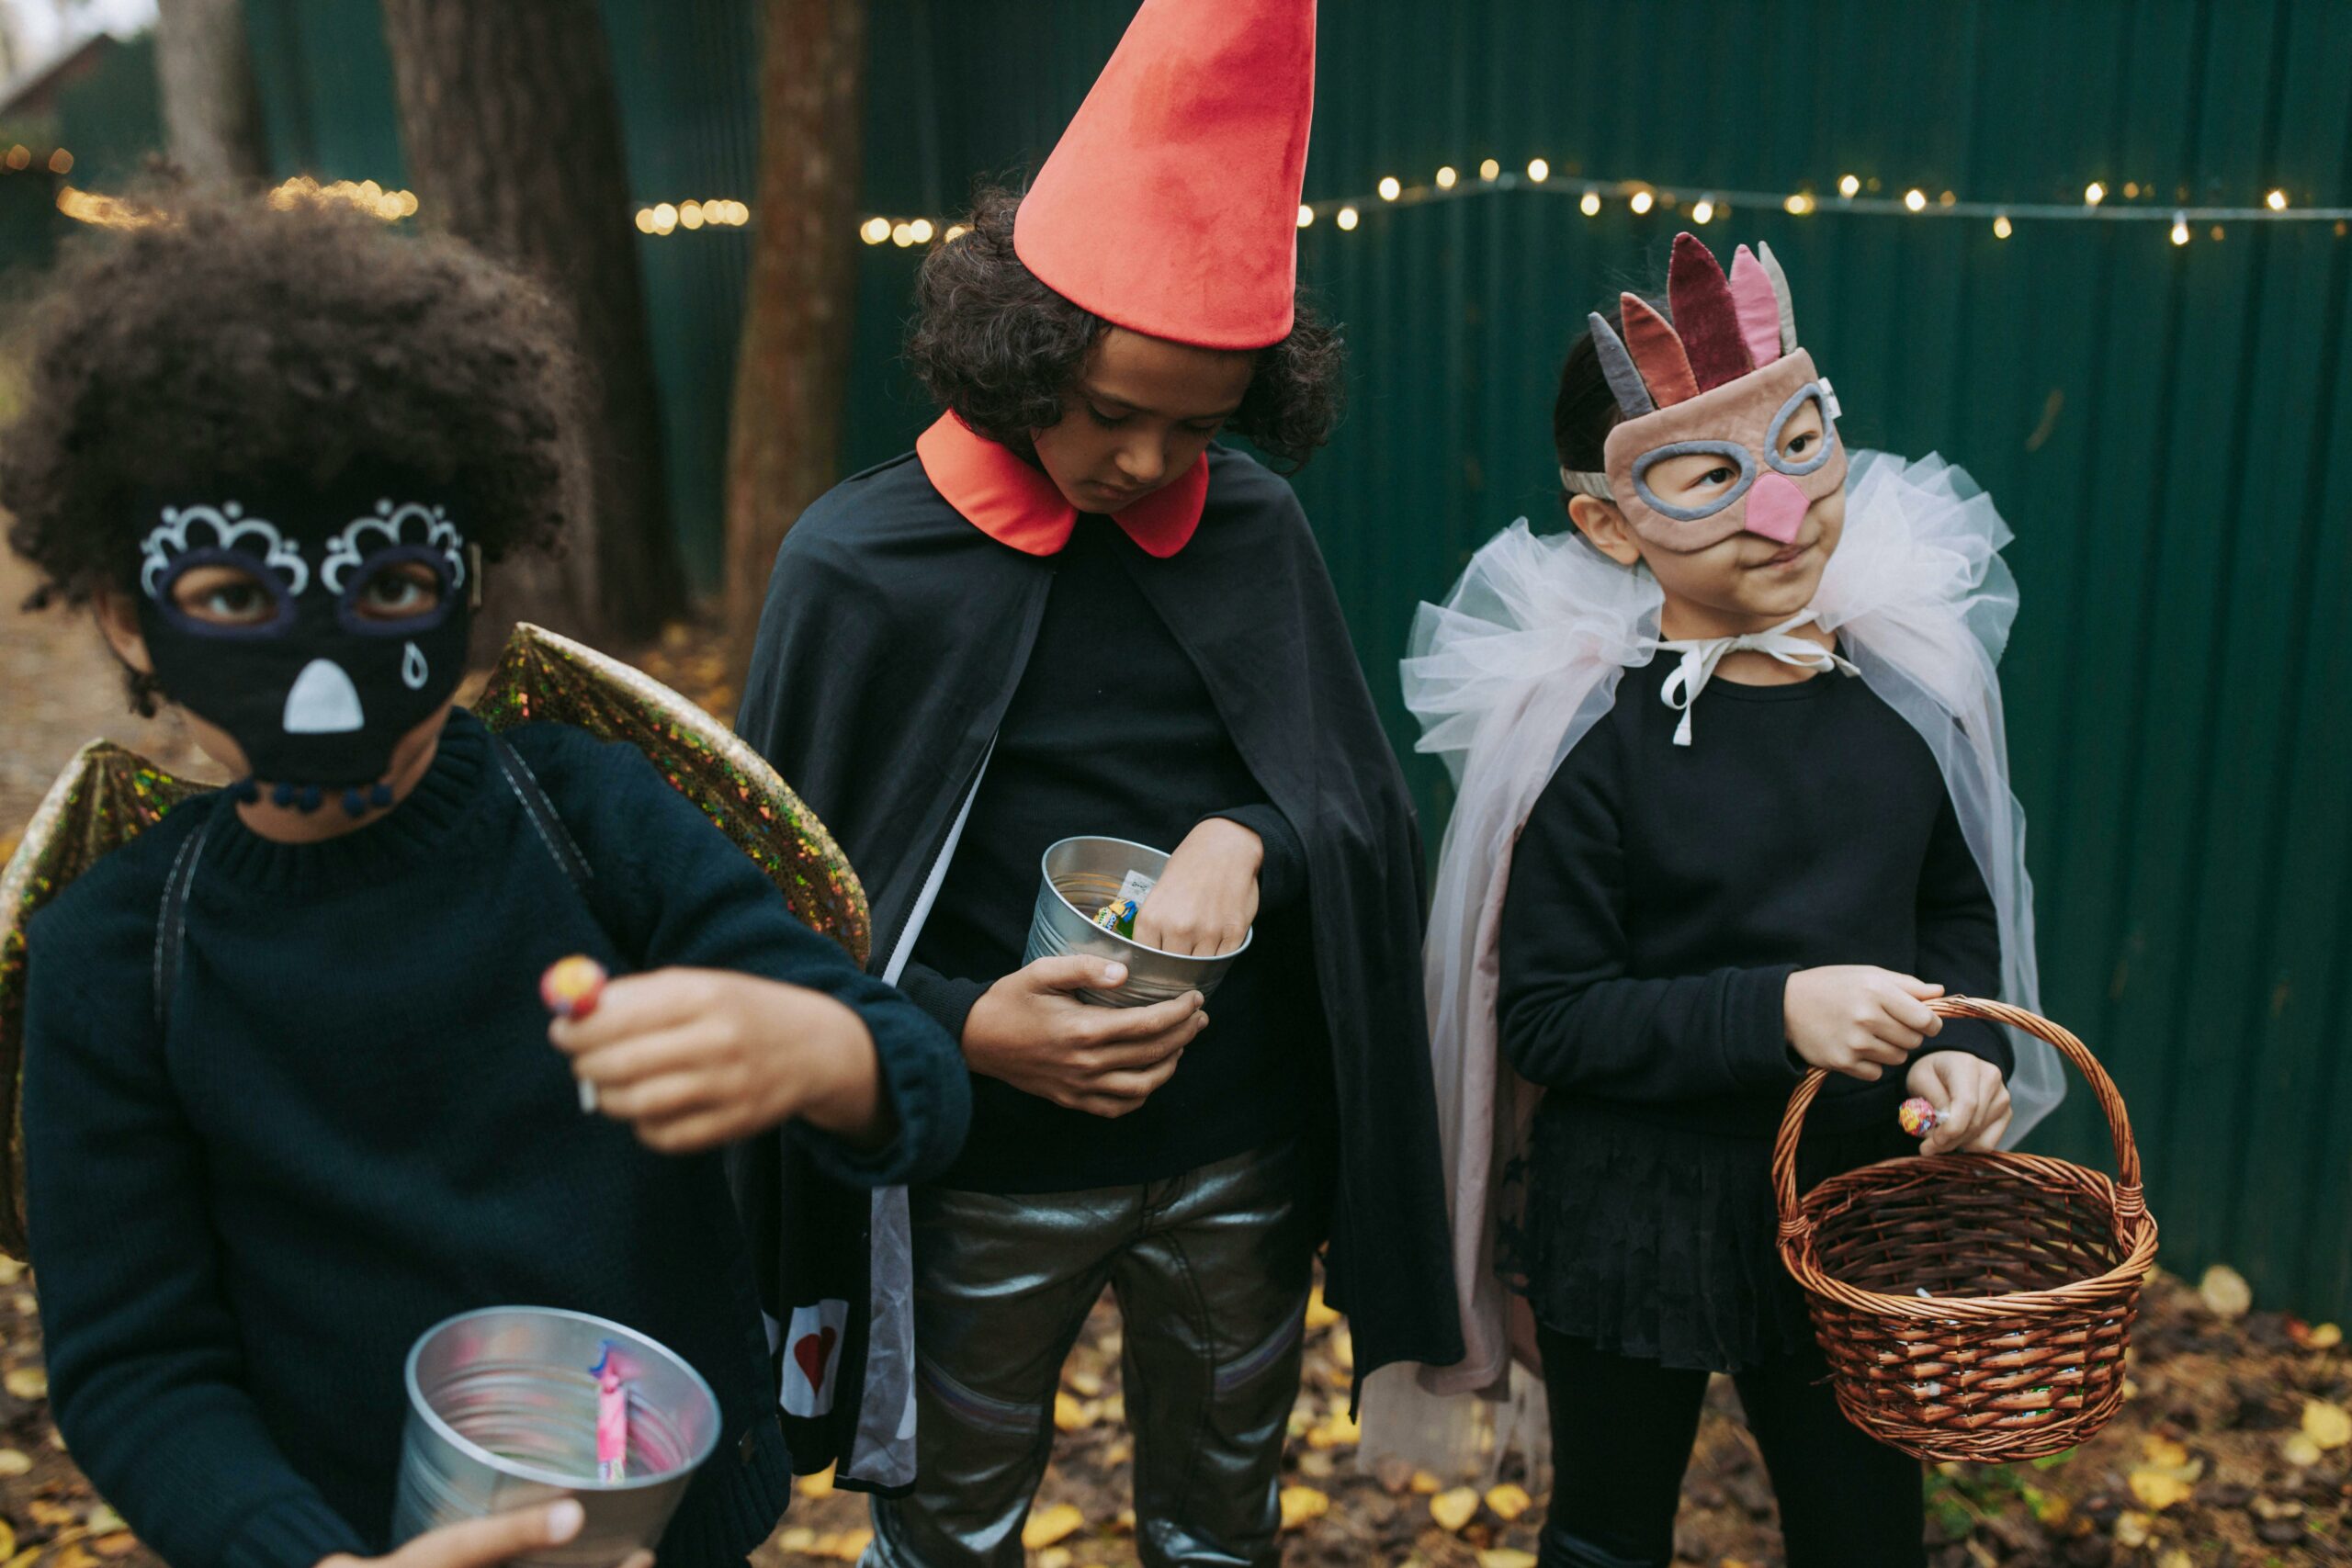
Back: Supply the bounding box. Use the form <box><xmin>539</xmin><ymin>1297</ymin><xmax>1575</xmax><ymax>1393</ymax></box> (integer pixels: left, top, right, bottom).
<box><xmin>1939</xmin><ymin>190</ymin><xmax>1956</xmax><ymax>206</ymax></box>
<box><xmin>1579</xmin><ymin>189</ymin><xmax>1601</xmax><ymax>217</ymax></box>
<box><xmin>4</xmin><ymin>145</ymin><xmax>28</xmax><ymax>171</ymax></box>
<box><xmin>1336</xmin><ymin>205</ymin><xmax>1360</xmax><ymax>231</ymax></box>
<box><xmin>1690</xmin><ymin>196</ymin><xmax>1714</xmax><ymax>224</ymax></box>
<box><xmin>680</xmin><ymin>200</ymin><xmax>705</xmax><ymax>229</ymax></box>
<box><xmin>1526</xmin><ymin>157</ymin><xmax>1549</xmax><ymax>182</ymax></box>
<box><xmin>2211</xmin><ymin>222</ymin><xmax>2226</xmax><ymax>242</ymax></box>
<box><xmin>1994</xmin><ymin>213</ymin><xmax>2013</xmax><ymax>239</ymax></box>
<box><xmin>1630</xmin><ymin>188</ymin><xmax>1655</xmax><ymax>214</ymax></box>
<box><xmin>1783</xmin><ymin>192</ymin><xmax>1814</xmax><ymax>215</ymax></box>
<box><xmin>1435</xmin><ymin>164</ymin><xmax>1457</xmax><ymax>189</ymax></box>
<box><xmin>859</xmin><ymin>216</ymin><xmax>890</xmax><ymax>244</ymax></box>
<box><xmin>1295</xmin><ymin>202</ymin><xmax>1314</xmax><ymax>228</ymax></box>
<box><xmin>1479</xmin><ymin>158</ymin><xmax>1501</xmax><ymax>181</ymax></box>
<box><xmin>2123</xmin><ymin>181</ymin><xmax>2141</xmax><ymax>198</ymax></box>
<box><xmin>2085</xmin><ymin>180</ymin><xmax>2106</xmax><ymax>206</ymax></box>
<box><xmin>1377</xmin><ymin>175</ymin><xmax>1400</xmax><ymax>201</ymax></box>
<box><xmin>2170</xmin><ymin>211</ymin><xmax>2191</xmax><ymax>245</ymax></box>
<box><xmin>47</xmin><ymin>148</ymin><xmax>72</xmax><ymax>174</ymax></box>
<box><xmin>1838</xmin><ymin>174</ymin><xmax>1860</xmax><ymax>198</ymax></box>
<box><xmin>2267</xmin><ymin>188</ymin><xmax>2289</xmax><ymax>211</ymax></box>
<box><xmin>1904</xmin><ymin>187</ymin><xmax>1927</xmax><ymax>211</ymax></box>
<box><xmin>910</xmin><ymin>218</ymin><xmax>934</xmax><ymax>243</ymax></box>
<box><xmin>944</xmin><ymin>223</ymin><xmax>969</xmax><ymax>242</ymax></box>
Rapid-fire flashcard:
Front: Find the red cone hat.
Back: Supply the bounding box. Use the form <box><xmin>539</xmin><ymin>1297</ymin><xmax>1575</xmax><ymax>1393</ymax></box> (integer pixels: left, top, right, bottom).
<box><xmin>1012</xmin><ymin>0</ymin><xmax>1316</xmax><ymax>351</ymax></box>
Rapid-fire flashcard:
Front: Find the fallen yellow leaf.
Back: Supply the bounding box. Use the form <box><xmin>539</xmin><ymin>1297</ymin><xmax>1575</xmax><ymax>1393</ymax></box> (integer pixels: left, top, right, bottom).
<box><xmin>2129</xmin><ymin>1463</ymin><xmax>2200</xmax><ymax>1512</ymax></box>
<box><xmin>51</xmin><ymin>1548</ymin><xmax>96</xmax><ymax>1568</ymax></box>
<box><xmin>0</xmin><ymin>1526</ymin><xmax>12</xmax><ymax>1563</ymax></box>
<box><xmin>1054</xmin><ymin>1393</ymin><xmax>1091</xmax><ymax>1431</ymax></box>
<box><xmin>776</xmin><ymin>1529</ymin><xmax>816</xmax><ymax>1551</ymax></box>
<box><xmin>1485</xmin><ymin>1483</ymin><xmax>1532</xmax><ymax>1522</ymax></box>
<box><xmin>826</xmin><ymin>1531</ymin><xmax>874</xmax><ymax>1562</ymax></box>
<box><xmin>1305</xmin><ymin>1288</ymin><xmax>1341</xmax><ymax>1331</ymax></box>
<box><xmin>4</xmin><ymin>1545</ymin><xmax>38</xmax><ymax>1568</ymax></box>
<box><xmin>2305</xmin><ymin>1399</ymin><xmax>2352</xmax><ymax>1450</ymax></box>
<box><xmin>1278</xmin><ymin>1485</ymin><xmax>1329</xmax><ymax>1530</ymax></box>
<box><xmin>1036</xmin><ymin>1551</ymin><xmax>1073</xmax><ymax>1568</ymax></box>
<box><xmin>797</xmin><ymin>1465</ymin><xmax>834</xmax><ymax>1498</ymax></box>
<box><xmin>1066</xmin><ymin>1369</ymin><xmax>1104</xmax><ymax>1397</ymax></box>
<box><xmin>0</xmin><ymin>1258</ymin><xmax>19</xmax><ymax>1285</ymax></box>
<box><xmin>2199</xmin><ymin>1263</ymin><xmax>2252</xmax><ymax>1319</ymax></box>
<box><xmin>0</xmin><ymin>1449</ymin><xmax>25</xmax><ymax>1476</ymax></box>
<box><xmin>2141</xmin><ymin>1434</ymin><xmax>2191</xmax><ymax>1469</ymax></box>
<box><xmin>2283</xmin><ymin>1432</ymin><xmax>2324</xmax><ymax>1467</ymax></box>
<box><xmin>1430</xmin><ymin>1486</ymin><xmax>1481</xmax><ymax>1532</ymax></box>
<box><xmin>3</xmin><ymin>1367</ymin><xmax>47</xmax><ymax>1401</ymax></box>
<box><xmin>1305</xmin><ymin>1410</ymin><xmax>1360</xmax><ymax>1450</ymax></box>
<box><xmin>1408</xmin><ymin>1469</ymin><xmax>1442</xmax><ymax>1495</ymax></box>
<box><xmin>1023</xmin><ymin>1504</ymin><xmax>1085</xmax><ymax>1551</ymax></box>
<box><xmin>2310</xmin><ymin>1322</ymin><xmax>2345</xmax><ymax>1348</ymax></box>
<box><xmin>2114</xmin><ymin>1512</ymin><xmax>2154</xmax><ymax>1548</ymax></box>
<box><xmin>83</xmin><ymin>1511</ymin><xmax>126</xmax><ymax>1539</ymax></box>
<box><xmin>93</xmin><ymin>1536</ymin><xmax>140</xmax><ymax>1560</ymax></box>
<box><xmin>1476</xmin><ymin>1552</ymin><xmax>1538</xmax><ymax>1568</ymax></box>
<box><xmin>2157</xmin><ymin>1553</ymin><xmax>2193</xmax><ymax>1568</ymax></box>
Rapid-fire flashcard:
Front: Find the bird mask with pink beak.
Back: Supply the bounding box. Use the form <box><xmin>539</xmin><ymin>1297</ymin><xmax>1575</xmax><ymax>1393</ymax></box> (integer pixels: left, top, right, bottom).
<box><xmin>1565</xmin><ymin>231</ymin><xmax>1846</xmax><ymax>551</ymax></box>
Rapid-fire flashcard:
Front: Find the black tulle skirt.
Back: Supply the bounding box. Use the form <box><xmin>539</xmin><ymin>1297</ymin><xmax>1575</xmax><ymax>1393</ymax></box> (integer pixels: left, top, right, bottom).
<box><xmin>1504</xmin><ymin>1094</ymin><xmax>1915</xmax><ymax>1375</ymax></box>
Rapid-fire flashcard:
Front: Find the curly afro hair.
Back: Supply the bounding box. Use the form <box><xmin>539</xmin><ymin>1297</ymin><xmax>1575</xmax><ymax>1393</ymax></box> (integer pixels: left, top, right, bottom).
<box><xmin>903</xmin><ymin>186</ymin><xmax>1344</xmax><ymax>472</ymax></box>
<box><xmin>3</xmin><ymin>184</ymin><xmax>582</xmax><ymax>618</ymax></box>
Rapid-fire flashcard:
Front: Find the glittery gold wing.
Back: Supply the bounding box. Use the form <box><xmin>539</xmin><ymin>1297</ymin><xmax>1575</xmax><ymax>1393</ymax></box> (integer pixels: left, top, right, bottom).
<box><xmin>1</xmin><ymin>744</ymin><xmax>209</xmax><ymax>1258</ymax></box>
<box><xmin>472</xmin><ymin>622</ymin><xmax>870</xmax><ymax>967</ymax></box>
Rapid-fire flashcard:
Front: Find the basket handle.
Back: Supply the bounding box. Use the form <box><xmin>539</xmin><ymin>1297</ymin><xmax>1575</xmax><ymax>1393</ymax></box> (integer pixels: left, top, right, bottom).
<box><xmin>1770</xmin><ymin>996</ymin><xmax>2144</xmax><ymax>1245</ymax></box>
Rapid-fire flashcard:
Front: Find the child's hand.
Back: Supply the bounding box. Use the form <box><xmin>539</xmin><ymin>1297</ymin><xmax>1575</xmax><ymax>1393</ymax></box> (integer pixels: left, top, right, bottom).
<box><xmin>1906</xmin><ymin>1051</ymin><xmax>2013</xmax><ymax>1155</ymax></box>
<box><xmin>319</xmin><ymin>1501</ymin><xmax>653</xmax><ymax>1568</ymax></box>
<box><xmin>964</xmin><ymin>956</ymin><xmax>1205</xmax><ymax>1117</ymax></box>
<box><xmin>550</xmin><ymin>968</ymin><xmax>886</xmax><ymax>1154</ymax></box>
<box><xmin>1783</xmin><ymin>965</ymin><xmax>1944</xmax><ymax>1081</ymax></box>
<box><xmin>1131</xmin><ymin>817</ymin><xmax>1261</xmax><ymax>957</ymax></box>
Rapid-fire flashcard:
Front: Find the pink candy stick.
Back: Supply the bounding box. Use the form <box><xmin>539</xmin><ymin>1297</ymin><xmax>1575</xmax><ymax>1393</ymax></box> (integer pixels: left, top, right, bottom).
<box><xmin>592</xmin><ymin>1342</ymin><xmax>628</xmax><ymax>1483</ymax></box>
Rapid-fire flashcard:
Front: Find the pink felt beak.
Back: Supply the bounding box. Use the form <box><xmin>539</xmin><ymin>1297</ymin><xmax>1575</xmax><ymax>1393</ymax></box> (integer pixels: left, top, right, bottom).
<box><xmin>1745</xmin><ymin>470</ymin><xmax>1808</xmax><ymax>545</ymax></box>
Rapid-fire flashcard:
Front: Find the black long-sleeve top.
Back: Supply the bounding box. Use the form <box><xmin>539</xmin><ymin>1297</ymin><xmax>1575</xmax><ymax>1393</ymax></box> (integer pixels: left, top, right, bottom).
<box><xmin>1499</xmin><ymin>655</ymin><xmax>2011</xmax><ymax>1140</ymax></box>
<box><xmin>22</xmin><ymin>711</ymin><xmax>969</xmax><ymax>1568</ymax></box>
<box><xmin>901</xmin><ymin>512</ymin><xmax>1317</xmax><ymax>1192</ymax></box>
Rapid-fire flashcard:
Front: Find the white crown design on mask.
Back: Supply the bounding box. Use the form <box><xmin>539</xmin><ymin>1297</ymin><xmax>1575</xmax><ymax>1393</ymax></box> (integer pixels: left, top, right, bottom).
<box><xmin>320</xmin><ymin>500</ymin><xmax>469</xmax><ymax>595</ymax></box>
<box><xmin>139</xmin><ymin>502</ymin><xmax>311</xmax><ymax>602</ymax></box>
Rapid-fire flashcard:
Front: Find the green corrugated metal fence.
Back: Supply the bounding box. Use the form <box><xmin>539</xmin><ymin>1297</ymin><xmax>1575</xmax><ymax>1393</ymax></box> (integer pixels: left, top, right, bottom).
<box><xmin>72</xmin><ymin>0</ymin><xmax>2352</xmax><ymax>1317</ymax></box>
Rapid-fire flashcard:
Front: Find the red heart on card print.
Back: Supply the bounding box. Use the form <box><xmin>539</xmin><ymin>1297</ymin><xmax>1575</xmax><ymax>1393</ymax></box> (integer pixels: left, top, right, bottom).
<box><xmin>793</xmin><ymin>1327</ymin><xmax>838</xmax><ymax>1392</ymax></box>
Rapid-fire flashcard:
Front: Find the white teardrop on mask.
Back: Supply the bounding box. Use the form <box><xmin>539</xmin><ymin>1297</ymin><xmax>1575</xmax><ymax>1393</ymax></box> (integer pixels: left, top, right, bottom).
<box><xmin>401</xmin><ymin>641</ymin><xmax>428</xmax><ymax>691</ymax></box>
<box><xmin>282</xmin><ymin>659</ymin><xmax>365</xmax><ymax>734</ymax></box>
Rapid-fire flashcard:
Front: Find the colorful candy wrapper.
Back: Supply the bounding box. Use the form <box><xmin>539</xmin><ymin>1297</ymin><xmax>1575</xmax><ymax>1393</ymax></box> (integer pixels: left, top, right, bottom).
<box><xmin>1092</xmin><ymin>897</ymin><xmax>1138</xmax><ymax>936</ymax></box>
<box><xmin>590</xmin><ymin>1340</ymin><xmax>630</xmax><ymax>1483</ymax></box>
<box><xmin>1898</xmin><ymin>1096</ymin><xmax>1942</xmax><ymax>1137</ymax></box>
<box><xmin>540</xmin><ymin>955</ymin><xmax>608</xmax><ymax>1112</ymax></box>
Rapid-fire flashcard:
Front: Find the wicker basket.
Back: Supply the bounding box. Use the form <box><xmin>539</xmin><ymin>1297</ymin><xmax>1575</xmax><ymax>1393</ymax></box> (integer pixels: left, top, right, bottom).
<box><xmin>1771</xmin><ymin>997</ymin><xmax>2160</xmax><ymax>1462</ymax></box>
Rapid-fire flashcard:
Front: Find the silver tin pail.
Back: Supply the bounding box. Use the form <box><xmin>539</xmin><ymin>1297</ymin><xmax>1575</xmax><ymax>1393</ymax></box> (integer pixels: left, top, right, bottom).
<box><xmin>392</xmin><ymin>1306</ymin><xmax>721</xmax><ymax>1567</ymax></box>
<box><xmin>1021</xmin><ymin>835</ymin><xmax>1252</xmax><ymax>1008</ymax></box>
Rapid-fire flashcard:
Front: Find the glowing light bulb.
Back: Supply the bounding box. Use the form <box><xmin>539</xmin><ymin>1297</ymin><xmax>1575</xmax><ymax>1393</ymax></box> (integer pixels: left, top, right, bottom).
<box><xmin>1630</xmin><ymin>189</ymin><xmax>1655</xmax><ymax>214</ymax></box>
<box><xmin>1939</xmin><ymin>190</ymin><xmax>1956</xmax><ymax>206</ymax></box>
<box><xmin>2267</xmin><ymin>188</ymin><xmax>2289</xmax><ymax>211</ymax></box>
<box><xmin>680</xmin><ymin>200</ymin><xmax>705</xmax><ymax>229</ymax></box>
<box><xmin>890</xmin><ymin>222</ymin><xmax>915</xmax><ymax>246</ymax></box>
<box><xmin>1479</xmin><ymin>158</ymin><xmax>1500</xmax><ymax>181</ymax></box>
<box><xmin>2084</xmin><ymin>181</ymin><xmax>2106</xmax><ymax>206</ymax></box>
<box><xmin>396</xmin><ymin>190</ymin><xmax>419</xmax><ymax>217</ymax></box>
<box><xmin>1690</xmin><ymin>197</ymin><xmax>1714</xmax><ymax>224</ymax></box>
<box><xmin>1296</xmin><ymin>203</ymin><xmax>1315</xmax><ymax>228</ymax></box>
<box><xmin>1378</xmin><ymin>175</ymin><xmax>1401</xmax><ymax>201</ymax></box>
<box><xmin>651</xmin><ymin>203</ymin><xmax>678</xmax><ymax>234</ymax></box>
<box><xmin>1336</xmin><ymin>205</ymin><xmax>1359</xmax><ymax>231</ymax></box>
<box><xmin>1993</xmin><ymin>213</ymin><xmax>2012</xmax><ymax>239</ymax></box>
<box><xmin>1781</xmin><ymin>192</ymin><xmax>1812</xmax><ymax>216</ymax></box>
<box><xmin>944</xmin><ymin>223</ymin><xmax>968</xmax><ymax>243</ymax></box>
<box><xmin>1526</xmin><ymin>157</ymin><xmax>1549</xmax><ymax>182</ymax></box>
<box><xmin>1838</xmin><ymin>174</ymin><xmax>1860</xmax><ymax>198</ymax></box>
<box><xmin>2211</xmin><ymin>223</ymin><xmax>2225</xmax><ymax>242</ymax></box>
<box><xmin>860</xmin><ymin>216</ymin><xmax>889</xmax><ymax>244</ymax></box>
<box><xmin>635</xmin><ymin>208</ymin><xmax>657</xmax><ymax>234</ymax></box>
<box><xmin>2123</xmin><ymin>181</ymin><xmax>2140</xmax><ymax>198</ymax></box>
<box><xmin>1904</xmin><ymin>187</ymin><xmax>1927</xmax><ymax>212</ymax></box>
<box><xmin>47</xmin><ymin>148</ymin><xmax>72</xmax><ymax>175</ymax></box>
<box><xmin>2170</xmin><ymin>212</ymin><xmax>2190</xmax><ymax>245</ymax></box>
<box><xmin>4</xmin><ymin>145</ymin><xmax>28</xmax><ymax>170</ymax></box>
<box><xmin>1579</xmin><ymin>190</ymin><xmax>1601</xmax><ymax>217</ymax></box>
<box><xmin>1435</xmin><ymin>165</ymin><xmax>1458</xmax><ymax>189</ymax></box>
<box><xmin>910</xmin><ymin>218</ymin><xmax>934</xmax><ymax>243</ymax></box>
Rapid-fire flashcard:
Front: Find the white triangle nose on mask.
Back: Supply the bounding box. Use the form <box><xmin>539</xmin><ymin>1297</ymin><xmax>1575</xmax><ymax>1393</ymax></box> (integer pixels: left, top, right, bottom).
<box><xmin>282</xmin><ymin>658</ymin><xmax>366</xmax><ymax>734</ymax></box>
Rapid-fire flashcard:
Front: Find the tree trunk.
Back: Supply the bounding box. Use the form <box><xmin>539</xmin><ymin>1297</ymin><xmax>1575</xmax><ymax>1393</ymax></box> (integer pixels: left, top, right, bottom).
<box><xmin>379</xmin><ymin>0</ymin><xmax>685</xmax><ymax>647</ymax></box>
<box><xmin>153</xmin><ymin>0</ymin><xmax>269</xmax><ymax>183</ymax></box>
<box><xmin>724</xmin><ymin>0</ymin><xmax>867</xmax><ymax>679</ymax></box>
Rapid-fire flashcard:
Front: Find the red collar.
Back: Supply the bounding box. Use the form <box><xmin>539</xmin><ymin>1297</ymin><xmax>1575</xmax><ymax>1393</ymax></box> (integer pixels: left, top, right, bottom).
<box><xmin>916</xmin><ymin>412</ymin><xmax>1208</xmax><ymax>558</ymax></box>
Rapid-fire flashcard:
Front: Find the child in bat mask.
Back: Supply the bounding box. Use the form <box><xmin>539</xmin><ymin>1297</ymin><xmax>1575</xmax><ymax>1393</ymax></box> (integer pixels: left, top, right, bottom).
<box><xmin>1383</xmin><ymin>233</ymin><xmax>2064</xmax><ymax>1567</ymax></box>
<box><xmin>0</xmin><ymin>188</ymin><xmax>967</xmax><ymax>1568</ymax></box>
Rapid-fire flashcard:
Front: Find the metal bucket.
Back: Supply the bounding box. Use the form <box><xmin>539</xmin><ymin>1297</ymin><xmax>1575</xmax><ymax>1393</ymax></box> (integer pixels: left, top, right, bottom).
<box><xmin>1021</xmin><ymin>835</ymin><xmax>1252</xmax><ymax>1008</ymax></box>
<box><xmin>392</xmin><ymin>1306</ymin><xmax>721</xmax><ymax>1567</ymax></box>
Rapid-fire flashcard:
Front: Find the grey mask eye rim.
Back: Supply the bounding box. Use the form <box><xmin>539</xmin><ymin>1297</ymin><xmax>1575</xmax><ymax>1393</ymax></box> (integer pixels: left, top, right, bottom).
<box><xmin>1764</xmin><ymin>381</ymin><xmax>1838</xmax><ymax>478</ymax></box>
<box><xmin>1631</xmin><ymin>440</ymin><xmax>1758</xmax><ymax>524</ymax></box>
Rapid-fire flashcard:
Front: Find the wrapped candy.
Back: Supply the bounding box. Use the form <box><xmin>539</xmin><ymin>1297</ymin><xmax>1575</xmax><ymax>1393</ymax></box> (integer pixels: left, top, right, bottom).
<box><xmin>541</xmin><ymin>955</ymin><xmax>609</xmax><ymax>1112</ymax></box>
<box><xmin>1093</xmin><ymin>897</ymin><xmax>1138</xmax><ymax>937</ymax></box>
<box><xmin>590</xmin><ymin>1340</ymin><xmax>631</xmax><ymax>1483</ymax></box>
<box><xmin>1898</xmin><ymin>1097</ymin><xmax>1942</xmax><ymax>1137</ymax></box>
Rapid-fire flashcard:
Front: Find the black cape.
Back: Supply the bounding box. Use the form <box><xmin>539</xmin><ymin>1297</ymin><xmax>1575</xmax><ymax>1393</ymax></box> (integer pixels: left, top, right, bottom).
<box><xmin>731</xmin><ymin>443</ymin><xmax>1462</xmax><ymax>1489</ymax></box>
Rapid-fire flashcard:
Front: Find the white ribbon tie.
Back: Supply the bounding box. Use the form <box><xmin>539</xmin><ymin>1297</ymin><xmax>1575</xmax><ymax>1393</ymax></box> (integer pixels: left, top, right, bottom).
<box><xmin>1657</xmin><ymin>612</ymin><xmax>1859</xmax><ymax>746</ymax></box>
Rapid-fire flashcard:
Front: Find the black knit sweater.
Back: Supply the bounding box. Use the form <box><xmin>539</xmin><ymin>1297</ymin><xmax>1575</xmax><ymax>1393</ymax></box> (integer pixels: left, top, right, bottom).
<box><xmin>22</xmin><ymin>710</ymin><xmax>967</xmax><ymax>1568</ymax></box>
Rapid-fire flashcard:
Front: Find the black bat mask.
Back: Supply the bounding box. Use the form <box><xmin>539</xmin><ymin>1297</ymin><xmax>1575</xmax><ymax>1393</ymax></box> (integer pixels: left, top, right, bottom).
<box><xmin>131</xmin><ymin>475</ymin><xmax>475</xmax><ymax>814</ymax></box>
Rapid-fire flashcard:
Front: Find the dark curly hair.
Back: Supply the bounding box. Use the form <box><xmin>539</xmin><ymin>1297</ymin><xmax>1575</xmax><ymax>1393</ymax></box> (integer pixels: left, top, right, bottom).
<box><xmin>3</xmin><ymin>184</ymin><xmax>581</xmax><ymax>635</ymax></box>
<box><xmin>904</xmin><ymin>186</ymin><xmax>1343</xmax><ymax>472</ymax></box>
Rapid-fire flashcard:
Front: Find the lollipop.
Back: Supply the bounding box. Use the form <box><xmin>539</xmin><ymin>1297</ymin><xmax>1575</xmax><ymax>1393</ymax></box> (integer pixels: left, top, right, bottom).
<box><xmin>589</xmin><ymin>1340</ymin><xmax>633</xmax><ymax>1483</ymax></box>
<box><xmin>1898</xmin><ymin>1097</ymin><xmax>1942</xmax><ymax>1137</ymax></box>
<box><xmin>541</xmin><ymin>955</ymin><xmax>609</xmax><ymax>1111</ymax></box>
